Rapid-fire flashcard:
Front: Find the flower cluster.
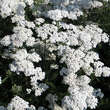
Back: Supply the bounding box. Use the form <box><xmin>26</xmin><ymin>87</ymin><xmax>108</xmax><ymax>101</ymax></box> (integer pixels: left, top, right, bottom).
<box><xmin>36</xmin><ymin>0</ymin><xmax>107</xmax><ymax>21</ymax></box>
<box><xmin>62</xmin><ymin>74</ymin><xmax>101</xmax><ymax>110</ymax></box>
<box><xmin>7</xmin><ymin>96</ymin><xmax>36</xmax><ymax>110</ymax></box>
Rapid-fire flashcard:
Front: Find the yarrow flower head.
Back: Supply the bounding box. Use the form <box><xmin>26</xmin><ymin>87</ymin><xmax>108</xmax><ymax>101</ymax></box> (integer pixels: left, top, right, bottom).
<box><xmin>7</xmin><ymin>96</ymin><xmax>36</xmax><ymax>110</ymax></box>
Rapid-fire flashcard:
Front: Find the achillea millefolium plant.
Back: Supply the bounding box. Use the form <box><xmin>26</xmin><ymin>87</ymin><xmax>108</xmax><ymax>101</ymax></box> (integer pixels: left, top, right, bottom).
<box><xmin>0</xmin><ymin>0</ymin><xmax>110</xmax><ymax>110</ymax></box>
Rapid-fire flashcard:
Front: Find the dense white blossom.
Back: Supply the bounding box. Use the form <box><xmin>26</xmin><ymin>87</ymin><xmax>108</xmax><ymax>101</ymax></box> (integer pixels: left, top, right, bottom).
<box><xmin>7</xmin><ymin>96</ymin><xmax>36</xmax><ymax>110</ymax></box>
<box><xmin>12</xmin><ymin>15</ymin><xmax>35</xmax><ymax>28</ymax></box>
<box><xmin>54</xmin><ymin>104</ymin><xmax>63</xmax><ymax>110</ymax></box>
<box><xmin>25</xmin><ymin>0</ymin><xmax>34</xmax><ymax>6</ymax></box>
<box><xmin>27</xmin><ymin>52</ymin><xmax>41</xmax><ymax>62</ymax></box>
<box><xmin>26</xmin><ymin>88</ymin><xmax>32</xmax><ymax>94</ymax></box>
<box><xmin>62</xmin><ymin>74</ymin><xmax>98</xmax><ymax>110</ymax></box>
<box><xmin>36</xmin><ymin>23</ymin><xmax>109</xmax><ymax>51</ymax></box>
<box><xmin>0</xmin><ymin>0</ymin><xmax>34</xmax><ymax>18</ymax></box>
<box><xmin>0</xmin><ymin>35</ymin><xmax>11</xmax><ymax>46</ymax></box>
<box><xmin>35</xmin><ymin>18</ymin><xmax>45</xmax><ymax>25</ymax></box>
<box><xmin>0</xmin><ymin>26</ymin><xmax>35</xmax><ymax>47</ymax></box>
<box><xmin>36</xmin><ymin>23</ymin><xmax>58</xmax><ymax>40</ymax></box>
<box><xmin>36</xmin><ymin>0</ymin><xmax>107</xmax><ymax>21</ymax></box>
<box><xmin>102</xmin><ymin>66</ymin><xmax>110</xmax><ymax>77</ymax></box>
<box><xmin>9</xmin><ymin>49</ymin><xmax>48</xmax><ymax>96</ymax></box>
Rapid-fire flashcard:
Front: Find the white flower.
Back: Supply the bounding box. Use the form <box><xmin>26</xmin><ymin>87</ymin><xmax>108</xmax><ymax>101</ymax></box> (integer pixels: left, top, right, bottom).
<box><xmin>26</xmin><ymin>37</ymin><xmax>36</xmax><ymax>46</ymax></box>
<box><xmin>7</xmin><ymin>26</ymin><xmax>33</xmax><ymax>47</ymax></box>
<box><xmin>11</xmin><ymin>49</ymin><xmax>28</xmax><ymax>61</ymax></box>
<box><xmin>62</xmin><ymin>73</ymin><xmax>97</xmax><ymax>110</ymax></box>
<box><xmin>102</xmin><ymin>66</ymin><xmax>110</xmax><ymax>77</ymax></box>
<box><xmin>26</xmin><ymin>88</ymin><xmax>32</xmax><ymax>94</ymax></box>
<box><xmin>7</xmin><ymin>96</ymin><xmax>29</xmax><ymax>110</ymax></box>
<box><xmin>27</xmin><ymin>52</ymin><xmax>41</xmax><ymax>62</ymax></box>
<box><xmin>35</xmin><ymin>18</ymin><xmax>45</xmax><ymax>25</ymax></box>
<box><xmin>39</xmin><ymin>0</ymin><xmax>105</xmax><ymax>21</ymax></box>
<box><xmin>11</xmin><ymin>15</ymin><xmax>25</xmax><ymax>24</ymax></box>
<box><xmin>0</xmin><ymin>0</ymin><xmax>19</xmax><ymax>17</ymax></box>
<box><xmin>10</xmin><ymin>60</ymin><xmax>34</xmax><ymax>76</ymax></box>
<box><xmin>25</xmin><ymin>21</ymin><xmax>35</xmax><ymax>29</ymax></box>
<box><xmin>101</xmin><ymin>33</ymin><xmax>109</xmax><ymax>43</ymax></box>
<box><xmin>86</xmin><ymin>95</ymin><xmax>98</xmax><ymax>109</ymax></box>
<box><xmin>94</xmin><ymin>61</ymin><xmax>104</xmax><ymax>77</ymax></box>
<box><xmin>0</xmin><ymin>35</ymin><xmax>11</xmax><ymax>46</ymax></box>
<box><xmin>36</xmin><ymin>24</ymin><xmax>58</xmax><ymax>40</ymax></box>
<box><xmin>90</xmin><ymin>1</ymin><xmax>103</xmax><ymax>8</ymax></box>
<box><xmin>9</xmin><ymin>63</ymin><xmax>17</xmax><ymax>72</ymax></box>
<box><xmin>82</xmin><ymin>63</ymin><xmax>93</xmax><ymax>76</ymax></box>
<box><xmin>33</xmin><ymin>83</ymin><xmax>48</xmax><ymax>96</ymax></box>
<box><xmin>7</xmin><ymin>96</ymin><xmax>36</xmax><ymax>110</ymax></box>
<box><xmin>50</xmin><ymin>64</ymin><xmax>59</xmax><ymax>69</ymax></box>
<box><xmin>25</xmin><ymin>0</ymin><xmax>34</xmax><ymax>6</ymax></box>
<box><xmin>0</xmin><ymin>0</ymin><xmax>26</xmax><ymax>17</ymax></box>
<box><xmin>12</xmin><ymin>15</ymin><xmax>35</xmax><ymax>28</ymax></box>
<box><xmin>47</xmin><ymin>9</ymin><xmax>62</xmax><ymax>21</ymax></box>
<box><xmin>54</xmin><ymin>104</ymin><xmax>63</xmax><ymax>110</ymax></box>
